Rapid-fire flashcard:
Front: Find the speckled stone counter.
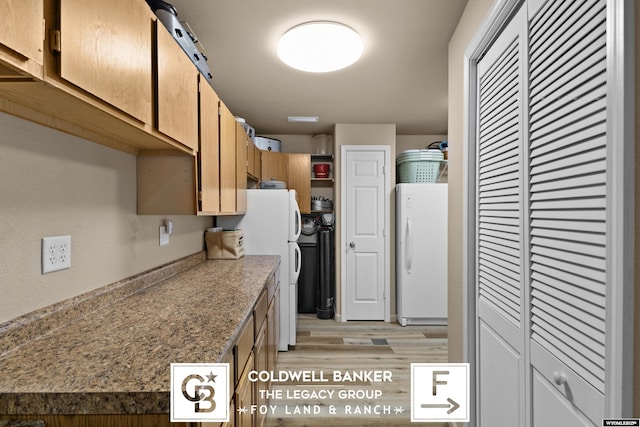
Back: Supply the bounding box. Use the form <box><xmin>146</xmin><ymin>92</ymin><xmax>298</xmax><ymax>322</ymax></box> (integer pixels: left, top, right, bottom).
<box><xmin>0</xmin><ymin>252</ymin><xmax>280</xmax><ymax>416</ymax></box>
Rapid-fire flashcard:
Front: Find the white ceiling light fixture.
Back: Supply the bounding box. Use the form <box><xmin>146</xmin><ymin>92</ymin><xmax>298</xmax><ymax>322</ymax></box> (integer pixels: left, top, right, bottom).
<box><xmin>287</xmin><ymin>116</ymin><xmax>320</xmax><ymax>123</ymax></box>
<box><xmin>277</xmin><ymin>21</ymin><xmax>363</xmax><ymax>73</ymax></box>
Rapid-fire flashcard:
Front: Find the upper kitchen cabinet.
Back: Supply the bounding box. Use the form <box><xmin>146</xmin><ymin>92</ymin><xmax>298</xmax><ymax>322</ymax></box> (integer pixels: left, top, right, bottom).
<box><xmin>0</xmin><ymin>0</ymin><xmax>44</xmax><ymax>79</ymax></box>
<box><xmin>235</xmin><ymin>123</ymin><xmax>248</xmax><ymax>213</ymax></box>
<box><xmin>198</xmin><ymin>77</ymin><xmax>220</xmax><ymax>214</ymax></box>
<box><xmin>261</xmin><ymin>151</ymin><xmax>288</xmax><ymax>183</ymax></box>
<box><xmin>219</xmin><ymin>100</ymin><xmax>238</xmax><ymax>214</ymax></box>
<box><xmin>261</xmin><ymin>152</ymin><xmax>311</xmax><ymax>213</ymax></box>
<box><xmin>138</xmin><ymin>83</ymin><xmax>253</xmax><ymax>216</ymax></box>
<box><xmin>247</xmin><ymin>139</ymin><xmax>261</xmax><ymax>181</ymax></box>
<box><xmin>58</xmin><ymin>0</ymin><xmax>152</xmax><ymax>125</ymax></box>
<box><xmin>288</xmin><ymin>153</ymin><xmax>311</xmax><ymax>214</ymax></box>
<box><xmin>0</xmin><ymin>0</ymin><xmax>201</xmax><ymax>155</ymax></box>
<box><xmin>155</xmin><ymin>22</ymin><xmax>199</xmax><ymax>151</ymax></box>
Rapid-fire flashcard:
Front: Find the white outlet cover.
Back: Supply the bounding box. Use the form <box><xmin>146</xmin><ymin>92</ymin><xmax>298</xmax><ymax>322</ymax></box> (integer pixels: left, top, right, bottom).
<box><xmin>42</xmin><ymin>235</ymin><xmax>71</xmax><ymax>274</ymax></box>
<box><xmin>159</xmin><ymin>225</ymin><xmax>170</xmax><ymax>246</ymax></box>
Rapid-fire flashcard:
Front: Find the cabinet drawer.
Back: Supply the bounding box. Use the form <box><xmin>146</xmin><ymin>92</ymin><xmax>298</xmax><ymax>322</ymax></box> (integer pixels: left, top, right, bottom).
<box><xmin>254</xmin><ymin>289</ymin><xmax>268</xmax><ymax>338</ymax></box>
<box><xmin>234</xmin><ymin>314</ymin><xmax>254</xmax><ymax>385</ymax></box>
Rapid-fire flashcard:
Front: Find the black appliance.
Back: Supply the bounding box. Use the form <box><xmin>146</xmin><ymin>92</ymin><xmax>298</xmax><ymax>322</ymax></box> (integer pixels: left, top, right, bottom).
<box><xmin>297</xmin><ymin>216</ymin><xmax>319</xmax><ymax>313</ymax></box>
<box><xmin>297</xmin><ymin>214</ymin><xmax>335</xmax><ymax>319</ymax></box>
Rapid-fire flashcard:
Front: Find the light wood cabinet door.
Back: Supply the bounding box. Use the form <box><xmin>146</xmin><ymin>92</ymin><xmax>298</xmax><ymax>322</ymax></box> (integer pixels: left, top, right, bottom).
<box><xmin>156</xmin><ymin>23</ymin><xmax>199</xmax><ymax>150</ymax></box>
<box><xmin>253</xmin><ymin>322</ymin><xmax>268</xmax><ymax>427</ymax></box>
<box><xmin>261</xmin><ymin>151</ymin><xmax>288</xmax><ymax>183</ymax></box>
<box><xmin>247</xmin><ymin>140</ymin><xmax>256</xmax><ymax>177</ymax></box>
<box><xmin>267</xmin><ymin>285</ymin><xmax>279</xmax><ymax>373</ymax></box>
<box><xmin>235</xmin><ymin>123</ymin><xmax>248</xmax><ymax>213</ymax></box>
<box><xmin>199</xmin><ymin>78</ymin><xmax>220</xmax><ymax>214</ymax></box>
<box><xmin>219</xmin><ymin>101</ymin><xmax>237</xmax><ymax>213</ymax></box>
<box><xmin>0</xmin><ymin>0</ymin><xmax>43</xmax><ymax>78</ymax></box>
<box><xmin>254</xmin><ymin>146</ymin><xmax>262</xmax><ymax>180</ymax></box>
<box><xmin>287</xmin><ymin>153</ymin><xmax>311</xmax><ymax>213</ymax></box>
<box><xmin>59</xmin><ymin>0</ymin><xmax>152</xmax><ymax>124</ymax></box>
<box><xmin>235</xmin><ymin>354</ymin><xmax>254</xmax><ymax>427</ymax></box>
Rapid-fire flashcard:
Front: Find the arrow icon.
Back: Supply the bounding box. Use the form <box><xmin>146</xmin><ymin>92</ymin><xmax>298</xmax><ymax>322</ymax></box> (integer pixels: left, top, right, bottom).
<box><xmin>421</xmin><ymin>397</ymin><xmax>460</xmax><ymax>414</ymax></box>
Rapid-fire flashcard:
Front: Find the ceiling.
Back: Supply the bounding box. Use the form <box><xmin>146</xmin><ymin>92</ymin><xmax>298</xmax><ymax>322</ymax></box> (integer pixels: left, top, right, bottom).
<box><xmin>167</xmin><ymin>0</ymin><xmax>468</xmax><ymax>136</ymax></box>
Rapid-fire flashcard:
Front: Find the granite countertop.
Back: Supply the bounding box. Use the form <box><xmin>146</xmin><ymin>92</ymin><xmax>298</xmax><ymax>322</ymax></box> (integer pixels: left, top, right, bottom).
<box><xmin>0</xmin><ymin>253</ymin><xmax>280</xmax><ymax>415</ymax></box>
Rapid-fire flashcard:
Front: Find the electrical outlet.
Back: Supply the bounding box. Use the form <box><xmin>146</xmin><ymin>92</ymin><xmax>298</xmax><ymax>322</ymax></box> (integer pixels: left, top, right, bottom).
<box><xmin>42</xmin><ymin>235</ymin><xmax>71</xmax><ymax>274</ymax></box>
<box><xmin>159</xmin><ymin>225</ymin><xmax>170</xmax><ymax>246</ymax></box>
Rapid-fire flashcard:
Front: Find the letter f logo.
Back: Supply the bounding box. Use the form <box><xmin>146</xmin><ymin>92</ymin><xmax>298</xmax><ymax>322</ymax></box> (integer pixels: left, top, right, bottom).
<box><xmin>432</xmin><ymin>370</ymin><xmax>449</xmax><ymax>396</ymax></box>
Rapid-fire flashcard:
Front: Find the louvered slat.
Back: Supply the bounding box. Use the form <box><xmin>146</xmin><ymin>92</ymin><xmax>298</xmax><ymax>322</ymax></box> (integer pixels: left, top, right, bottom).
<box><xmin>529</xmin><ymin>2</ymin><xmax>606</xmax><ymax>88</ymax></box>
<box><xmin>528</xmin><ymin>0</ymin><xmax>607</xmax><ymax>393</ymax></box>
<box><xmin>477</xmin><ymin>36</ymin><xmax>522</xmax><ymax>328</ymax></box>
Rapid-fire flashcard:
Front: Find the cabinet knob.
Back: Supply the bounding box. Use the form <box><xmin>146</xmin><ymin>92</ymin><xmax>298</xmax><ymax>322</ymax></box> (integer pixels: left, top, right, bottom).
<box><xmin>349</xmin><ymin>242</ymin><xmax>356</xmax><ymax>249</ymax></box>
<box><xmin>553</xmin><ymin>371</ymin><xmax>567</xmax><ymax>386</ymax></box>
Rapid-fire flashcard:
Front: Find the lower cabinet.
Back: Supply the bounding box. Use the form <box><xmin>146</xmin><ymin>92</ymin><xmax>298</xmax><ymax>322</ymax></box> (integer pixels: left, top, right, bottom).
<box><xmin>267</xmin><ymin>286</ymin><xmax>279</xmax><ymax>374</ymax></box>
<box><xmin>201</xmin><ymin>268</ymin><xmax>279</xmax><ymax>427</ymax></box>
<box><xmin>235</xmin><ymin>353</ymin><xmax>255</xmax><ymax>427</ymax></box>
<box><xmin>253</xmin><ymin>320</ymin><xmax>268</xmax><ymax>427</ymax></box>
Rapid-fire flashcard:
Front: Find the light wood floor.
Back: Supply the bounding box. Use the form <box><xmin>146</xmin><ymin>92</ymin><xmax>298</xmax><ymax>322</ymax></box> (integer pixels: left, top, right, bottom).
<box><xmin>264</xmin><ymin>314</ymin><xmax>449</xmax><ymax>427</ymax></box>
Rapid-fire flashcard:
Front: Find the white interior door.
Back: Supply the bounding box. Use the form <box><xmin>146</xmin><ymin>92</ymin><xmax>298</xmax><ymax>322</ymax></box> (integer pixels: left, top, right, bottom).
<box><xmin>342</xmin><ymin>147</ymin><xmax>389</xmax><ymax>320</ymax></box>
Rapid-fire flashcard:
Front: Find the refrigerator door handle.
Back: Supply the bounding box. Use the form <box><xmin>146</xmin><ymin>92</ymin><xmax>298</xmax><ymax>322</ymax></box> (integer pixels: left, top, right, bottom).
<box><xmin>406</xmin><ymin>217</ymin><xmax>413</xmax><ymax>274</ymax></box>
<box><xmin>291</xmin><ymin>243</ymin><xmax>302</xmax><ymax>283</ymax></box>
<box><xmin>291</xmin><ymin>201</ymin><xmax>302</xmax><ymax>241</ymax></box>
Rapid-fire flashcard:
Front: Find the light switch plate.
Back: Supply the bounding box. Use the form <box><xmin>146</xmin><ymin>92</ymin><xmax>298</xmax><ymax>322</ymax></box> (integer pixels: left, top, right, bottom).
<box><xmin>42</xmin><ymin>235</ymin><xmax>71</xmax><ymax>274</ymax></box>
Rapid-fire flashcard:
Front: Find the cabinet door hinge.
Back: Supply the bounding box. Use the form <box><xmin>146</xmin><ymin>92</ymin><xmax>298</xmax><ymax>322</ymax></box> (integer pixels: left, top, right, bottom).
<box><xmin>50</xmin><ymin>29</ymin><xmax>61</xmax><ymax>53</ymax></box>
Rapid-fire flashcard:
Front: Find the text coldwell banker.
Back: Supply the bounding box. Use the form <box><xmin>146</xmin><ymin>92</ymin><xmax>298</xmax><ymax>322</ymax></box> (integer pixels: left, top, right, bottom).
<box><xmin>248</xmin><ymin>370</ymin><xmax>393</xmax><ymax>383</ymax></box>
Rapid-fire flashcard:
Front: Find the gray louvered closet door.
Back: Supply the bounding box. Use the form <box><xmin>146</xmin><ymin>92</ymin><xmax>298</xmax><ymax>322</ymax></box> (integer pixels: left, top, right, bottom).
<box><xmin>528</xmin><ymin>0</ymin><xmax>607</xmax><ymax>425</ymax></box>
<box><xmin>474</xmin><ymin>0</ymin><xmax>616</xmax><ymax>425</ymax></box>
<box><xmin>475</xmin><ymin>6</ymin><xmax>526</xmax><ymax>427</ymax></box>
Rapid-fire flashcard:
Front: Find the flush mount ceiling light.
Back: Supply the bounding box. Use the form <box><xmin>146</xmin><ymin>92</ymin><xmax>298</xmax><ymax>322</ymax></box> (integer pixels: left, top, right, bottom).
<box><xmin>287</xmin><ymin>116</ymin><xmax>320</xmax><ymax>123</ymax></box>
<box><xmin>277</xmin><ymin>21</ymin><xmax>363</xmax><ymax>73</ymax></box>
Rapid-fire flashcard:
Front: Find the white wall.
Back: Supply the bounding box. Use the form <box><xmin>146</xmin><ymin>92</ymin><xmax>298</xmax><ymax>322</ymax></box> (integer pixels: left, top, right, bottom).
<box><xmin>0</xmin><ymin>112</ymin><xmax>212</xmax><ymax>323</ymax></box>
<box><xmin>396</xmin><ymin>134</ymin><xmax>447</xmax><ymax>154</ymax></box>
<box><xmin>266</xmin><ymin>134</ymin><xmax>447</xmax><ymax>156</ymax></box>
<box><xmin>262</xmin><ymin>134</ymin><xmax>314</xmax><ymax>153</ymax></box>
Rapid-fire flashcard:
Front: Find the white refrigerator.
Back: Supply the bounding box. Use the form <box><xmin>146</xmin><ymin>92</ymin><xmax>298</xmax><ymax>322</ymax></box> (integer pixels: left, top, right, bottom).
<box><xmin>217</xmin><ymin>189</ymin><xmax>301</xmax><ymax>351</ymax></box>
<box><xmin>395</xmin><ymin>183</ymin><xmax>448</xmax><ymax>326</ymax></box>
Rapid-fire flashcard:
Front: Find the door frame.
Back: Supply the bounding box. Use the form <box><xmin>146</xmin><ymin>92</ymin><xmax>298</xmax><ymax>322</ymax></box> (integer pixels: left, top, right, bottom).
<box><xmin>340</xmin><ymin>145</ymin><xmax>391</xmax><ymax>322</ymax></box>
<box><xmin>462</xmin><ymin>0</ymin><xmax>635</xmax><ymax>425</ymax></box>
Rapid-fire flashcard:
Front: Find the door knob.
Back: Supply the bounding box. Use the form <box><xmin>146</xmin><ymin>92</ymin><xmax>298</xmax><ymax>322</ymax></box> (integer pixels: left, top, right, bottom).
<box><xmin>349</xmin><ymin>242</ymin><xmax>356</xmax><ymax>249</ymax></box>
<box><xmin>553</xmin><ymin>371</ymin><xmax>567</xmax><ymax>386</ymax></box>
